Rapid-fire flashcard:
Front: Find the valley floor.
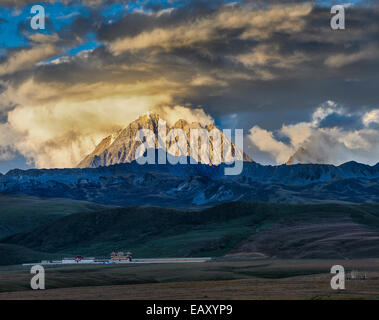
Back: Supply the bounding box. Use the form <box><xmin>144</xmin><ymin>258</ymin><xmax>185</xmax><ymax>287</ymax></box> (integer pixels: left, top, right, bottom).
<box><xmin>0</xmin><ymin>259</ymin><xmax>378</xmax><ymax>300</ymax></box>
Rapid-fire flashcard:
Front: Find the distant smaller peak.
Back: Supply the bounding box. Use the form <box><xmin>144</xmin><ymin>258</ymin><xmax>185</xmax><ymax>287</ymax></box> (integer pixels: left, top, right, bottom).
<box><xmin>243</xmin><ymin>152</ymin><xmax>254</xmax><ymax>163</ymax></box>
<box><xmin>286</xmin><ymin>158</ymin><xmax>294</xmax><ymax>166</ymax></box>
<box><xmin>6</xmin><ymin>168</ymin><xmax>26</xmax><ymax>176</ymax></box>
<box><xmin>339</xmin><ymin>161</ymin><xmax>361</xmax><ymax>167</ymax></box>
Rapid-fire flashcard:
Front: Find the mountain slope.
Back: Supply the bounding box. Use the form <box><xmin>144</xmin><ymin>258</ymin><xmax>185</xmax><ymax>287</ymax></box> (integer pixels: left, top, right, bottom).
<box><xmin>77</xmin><ymin>129</ymin><xmax>122</xmax><ymax>168</ymax></box>
<box><xmin>0</xmin><ymin>194</ymin><xmax>113</xmax><ymax>239</ymax></box>
<box><xmin>3</xmin><ymin>202</ymin><xmax>379</xmax><ymax>260</ymax></box>
<box><xmin>286</xmin><ymin>147</ymin><xmax>318</xmax><ymax>165</ymax></box>
<box><xmin>0</xmin><ymin>244</ymin><xmax>59</xmax><ymax>266</ymax></box>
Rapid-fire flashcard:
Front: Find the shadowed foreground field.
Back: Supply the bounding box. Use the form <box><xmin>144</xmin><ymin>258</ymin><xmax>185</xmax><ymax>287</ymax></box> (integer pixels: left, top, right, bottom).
<box><xmin>0</xmin><ymin>259</ymin><xmax>379</xmax><ymax>300</ymax></box>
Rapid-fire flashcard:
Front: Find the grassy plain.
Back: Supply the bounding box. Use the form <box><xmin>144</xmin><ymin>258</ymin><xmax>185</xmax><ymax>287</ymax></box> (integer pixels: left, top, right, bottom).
<box><xmin>0</xmin><ymin>259</ymin><xmax>378</xmax><ymax>299</ymax></box>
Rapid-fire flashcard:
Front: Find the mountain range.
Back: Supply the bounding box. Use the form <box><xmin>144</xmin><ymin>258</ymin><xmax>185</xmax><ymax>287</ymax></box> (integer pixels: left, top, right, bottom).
<box><xmin>0</xmin><ymin>160</ymin><xmax>378</xmax><ymax>207</ymax></box>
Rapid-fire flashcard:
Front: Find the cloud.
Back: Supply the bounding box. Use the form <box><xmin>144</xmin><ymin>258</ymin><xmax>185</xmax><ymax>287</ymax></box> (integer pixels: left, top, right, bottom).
<box><xmin>0</xmin><ymin>123</ymin><xmax>20</xmax><ymax>161</ymax></box>
<box><xmin>286</xmin><ymin>128</ymin><xmax>378</xmax><ymax>166</ymax></box>
<box><xmin>190</xmin><ymin>75</ymin><xmax>227</xmax><ymax>87</ymax></box>
<box><xmin>2</xmin><ymin>77</ymin><xmax>173</xmax><ymax>168</ymax></box>
<box><xmin>155</xmin><ymin>105</ymin><xmax>214</xmax><ymax>127</ymax></box>
<box><xmin>325</xmin><ymin>45</ymin><xmax>379</xmax><ymax>68</ymax></box>
<box><xmin>108</xmin><ymin>3</ymin><xmax>312</xmax><ymax>54</ymax></box>
<box><xmin>319</xmin><ymin>113</ymin><xmax>363</xmax><ymax>130</ymax></box>
<box><xmin>28</xmin><ymin>33</ymin><xmax>60</xmax><ymax>44</ymax></box>
<box><xmin>235</xmin><ymin>44</ymin><xmax>307</xmax><ymax>69</ymax></box>
<box><xmin>0</xmin><ymin>44</ymin><xmax>59</xmax><ymax>77</ymax></box>
<box><xmin>247</xmin><ymin>126</ymin><xmax>295</xmax><ymax>164</ymax></box>
<box><xmin>247</xmin><ymin>102</ymin><xmax>379</xmax><ymax>166</ymax></box>
<box><xmin>363</xmin><ymin>109</ymin><xmax>379</xmax><ymax>126</ymax></box>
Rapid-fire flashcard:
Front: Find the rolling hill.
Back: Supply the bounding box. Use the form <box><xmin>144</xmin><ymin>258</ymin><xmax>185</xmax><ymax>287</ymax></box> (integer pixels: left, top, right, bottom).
<box><xmin>0</xmin><ymin>194</ymin><xmax>114</xmax><ymax>239</ymax></box>
<box><xmin>0</xmin><ymin>244</ymin><xmax>60</xmax><ymax>266</ymax></box>
<box><xmin>3</xmin><ymin>202</ymin><xmax>379</xmax><ymax>264</ymax></box>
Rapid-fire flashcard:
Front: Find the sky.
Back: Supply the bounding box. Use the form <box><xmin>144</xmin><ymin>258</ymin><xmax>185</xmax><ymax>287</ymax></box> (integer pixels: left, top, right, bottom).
<box><xmin>0</xmin><ymin>0</ymin><xmax>378</xmax><ymax>172</ymax></box>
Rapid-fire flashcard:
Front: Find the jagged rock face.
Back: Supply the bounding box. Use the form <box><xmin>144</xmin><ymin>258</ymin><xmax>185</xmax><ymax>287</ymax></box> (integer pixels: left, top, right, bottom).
<box><xmin>78</xmin><ymin>130</ymin><xmax>123</xmax><ymax>168</ymax></box>
<box><xmin>77</xmin><ymin>113</ymin><xmax>253</xmax><ymax>168</ymax></box>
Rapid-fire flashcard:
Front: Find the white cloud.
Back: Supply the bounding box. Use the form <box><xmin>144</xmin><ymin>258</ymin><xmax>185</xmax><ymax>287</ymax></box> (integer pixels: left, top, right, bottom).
<box><xmin>155</xmin><ymin>105</ymin><xmax>214</xmax><ymax>127</ymax></box>
<box><xmin>363</xmin><ymin>109</ymin><xmax>379</xmax><ymax>126</ymax></box>
<box><xmin>0</xmin><ymin>123</ymin><xmax>21</xmax><ymax>161</ymax></box>
<box><xmin>247</xmin><ymin>126</ymin><xmax>294</xmax><ymax>164</ymax></box>
<box><xmin>247</xmin><ymin>102</ymin><xmax>379</xmax><ymax>166</ymax></box>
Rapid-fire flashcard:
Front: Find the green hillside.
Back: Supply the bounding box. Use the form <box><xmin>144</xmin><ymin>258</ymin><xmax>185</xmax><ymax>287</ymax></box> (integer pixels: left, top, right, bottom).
<box><xmin>0</xmin><ymin>194</ymin><xmax>114</xmax><ymax>239</ymax></box>
<box><xmin>3</xmin><ymin>202</ymin><xmax>379</xmax><ymax>265</ymax></box>
<box><xmin>0</xmin><ymin>244</ymin><xmax>60</xmax><ymax>266</ymax></box>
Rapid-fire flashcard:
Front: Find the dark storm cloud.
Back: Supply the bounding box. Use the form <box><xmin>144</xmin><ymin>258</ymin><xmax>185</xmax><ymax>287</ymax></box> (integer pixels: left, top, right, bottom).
<box><xmin>58</xmin><ymin>10</ymin><xmax>102</xmax><ymax>40</ymax></box>
<box><xmin>97</xmin><ymin>0</ymin><xmax>225</xmax><ymax>41</ymax></box>
<box><xmin>94</xmin><ymin>1</ymin><xmax>379</xmax><ymax>118</ymax></box>
<box><xmin>319</xmin><ymin>112</ymin><xmax>364</xmax><ymax>129</ymax></box>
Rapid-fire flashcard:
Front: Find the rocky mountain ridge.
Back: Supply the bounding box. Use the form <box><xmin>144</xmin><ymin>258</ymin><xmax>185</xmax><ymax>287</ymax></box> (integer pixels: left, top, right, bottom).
<box><xmin>1</xmin><ymin>160</ymin><xmax>378</xmax><ymax>207</ymax></box>
<box><xmin>77</xmin><ymin>113</ymin><xmax>253</xmax><ymax>168</ymax></box>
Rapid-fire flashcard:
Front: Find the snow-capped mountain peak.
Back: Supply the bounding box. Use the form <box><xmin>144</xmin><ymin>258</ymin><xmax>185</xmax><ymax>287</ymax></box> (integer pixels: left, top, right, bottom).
<box><xmin>77</xmin><ymin>113</ymin><xmax>253</xmax><ymax>168</ymax></box>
